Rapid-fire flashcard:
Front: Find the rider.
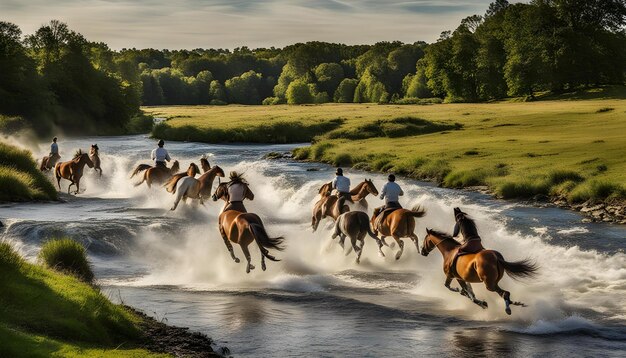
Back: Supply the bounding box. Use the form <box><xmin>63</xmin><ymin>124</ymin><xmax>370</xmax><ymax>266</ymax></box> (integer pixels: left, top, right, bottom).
<box><xmin>332</xmin><ymin>167</ymin><xmax>352</xmax><ymax>212</ymax></box>
<box><xmin>225</xmin><ymin>171</ymin><xmax>254</xmax><ymax>212</ymax></box>
<box><xmin>373</xmin><ymin>174</ymin><xmax>403</xmax><ymax>229</ymax></box>
<box><xmin>151</xmin><ymin>139</ymin><xmax>171</xmax><ymax>168</ymax></box>
<box><xmin>48</xmin><ymin>137</ymin><xmax>61</xmax><ymax>169</ymax></box>
<box><xmin>452</xmin><ymin>207</ymin><xmax>484</xmax><ymax>255</ymax></box>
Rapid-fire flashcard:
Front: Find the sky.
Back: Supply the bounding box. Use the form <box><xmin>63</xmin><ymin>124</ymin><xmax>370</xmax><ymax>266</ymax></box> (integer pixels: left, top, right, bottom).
<box><xmin>1</xmin><ymin>0</ymin><xmax>500</xmax><ymax>50</ymax></box>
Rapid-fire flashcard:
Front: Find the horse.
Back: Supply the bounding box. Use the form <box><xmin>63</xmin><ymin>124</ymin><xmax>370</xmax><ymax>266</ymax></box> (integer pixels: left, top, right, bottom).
<box><xmin>332</xmin><ymin>211</ymin><xmax>385</xmax><ymax>263</ymax></box>
<box><xmin>131</xmin><ymin>160</ymin><xmax>180</xmax><ymax>188</ymax></box>
<box><xmin>54</xmin><ymin>150</ymin><xmax>94</xmax><ymax>194</ymax></box>
<box><xmin>421</xmin><ymin>228</ymin><xmax>537</xmax><ymax>315</ymax></box>
<box><xmin>311</xmin><ymin>179</ymin><xmax>378</xmax><ymax>232</ymax></box>
<box><xmin>317</xmin><ymin>181</ymin><xmax>372</xmax><ymax>209</ymax></box>
<box><xmin>212</xmin><ymin>182</ymin><xmax>284</xmax><ymax>273</ymax></box>
<box><xmin>169</xmin><ymin>165</ymin><xmax>225</xmax><ymax>210</ymax></box>
<box><xmin>164</xmin><ymin>163</ymin><xmax>200</xmax><ymax>193</ymax></box>
<box><xmin>40</xmin><ymin>153</ymin><xmax>61</xmax><ymax>172</ymax></box>
<box><xmin>89</xmin><ymin>144</ymin><xmax>102</xmax><ymax>177</ymax></box>
<box><xmin>370</xmin><ymin>205</ymin><xmax>426</xmax><ymax>260</ymax></box>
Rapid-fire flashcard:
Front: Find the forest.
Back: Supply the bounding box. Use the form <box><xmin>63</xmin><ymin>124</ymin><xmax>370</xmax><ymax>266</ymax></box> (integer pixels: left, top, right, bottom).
<box><xmin>1</xmin><ymin>0</ymin><xmax>625</xmax><ymax>135</ymax></box>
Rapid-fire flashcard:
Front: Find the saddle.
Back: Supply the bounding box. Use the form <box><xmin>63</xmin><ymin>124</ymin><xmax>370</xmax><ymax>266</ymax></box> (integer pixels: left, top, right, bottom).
<box><xmin>373</xmin><ymin>206</ymin><xmax>401</xmax><ymax>232</ymax></box>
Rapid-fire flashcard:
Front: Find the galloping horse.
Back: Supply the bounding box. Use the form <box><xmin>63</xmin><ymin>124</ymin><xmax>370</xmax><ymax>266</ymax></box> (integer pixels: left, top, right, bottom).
<box><xmin>311</xmin><ymin>179</ymin><xmax>378</xmax><ymax>232</ymax></box>
<box><xmin>169</xmin><ymin>165</ymin><xmax>225</xmax><ymax>210</ymax></box>
<box><xmin>89</xmin><ymin>144</ymin><xmax>102</xmax><ymax>177</ymax></box>
<box><xmin>421</xmin><ymin>229</ymin><xmax>537</xmax><ymax>315</ymax></box>
<box><xmin>164</xmin><ymin>163</ymin><xmax>200</xmax><ymax>193</ymax></box>
<box><xmin>131</xmin><ymin>160</ymin><xmax>180</xmax><ymax>188</ymax></box>
<box><xmin>317</xmin><ymin>181</ymin><xmax>372</xmax><ymax>209</ymax></box>
<box><xmin>370</xmin><ymin>206</ymin><xmax>426</xmax><ymax>260</ymax></box>
<box><xmin>332</xmin><ymin>211</ymin><xmax>384</xmax><ymax>263</ymax></box>
<box><xmin>54</xmin><ymin>150</ymin><xmax>94</xmax><ymax>194</ymax></box>
<box><xmin>212</xmin><ymin>182</ymin><xmax>284</xmax><ymax>273</ymax></box>
<box><xmin>40</xmin><ymin>153</ymin><xmax>61</xmax><ymax>172</ymax></box>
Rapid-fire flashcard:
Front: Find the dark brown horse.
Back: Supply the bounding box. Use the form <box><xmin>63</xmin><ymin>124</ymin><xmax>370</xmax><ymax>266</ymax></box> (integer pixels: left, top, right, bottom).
<box><xmin>212</xmin><ymin>182</ymin><xmax>284</xmax><ymax>273</ymax></box>
<box><xmin>370</xmin><ymin>206</ymin><xmax>426</xmax><ymax>260</ymax></box>
<box><xmin>421</xmin><ymin>229</ymin><xmax>537</xmax><ymax>315</ymax></box>
<box><xmin>332</xmin><ymin>211</ymin><xmax>384</xmax><ymax>263</ymax></box>
<box><xmin>169</xmin><ymin>165</ymin><xmax>225</xmax><ymax>210</ymax></box>
<box><xmin>54</xmin><ymin>150</ymin><xmax>94</xmax><ymax>194</ymax></box>
<box><xmin>164</xmin><ymin>163</ymin><xmax>200</xmax><ymax>193</ymax></box>
<box><xmin>131</xmin><ymin>160</ymin><xmax>180</xmax><ymax>188</ymax></box>
<box><xmin>89</xmin><ymin>144</ymin><xmax>102</xmax><ymax>177</ymax></box>
<box><xmin>311</xmin><ymin>179</ymin><xmax>378</xmax><ymax>232</ymax></box>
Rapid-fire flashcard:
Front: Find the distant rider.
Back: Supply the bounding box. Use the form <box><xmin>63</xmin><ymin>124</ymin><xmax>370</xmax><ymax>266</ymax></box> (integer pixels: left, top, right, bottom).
<box><xmin>225</xmin><ymin>171</ymin><xmax>254</xmax><ymax>212</ymax></box>
<box><xmin>48</xmin><ymin>137</ymin><xmax>61</xmax><ymax>169</ymax></box>
<box><xmin>373</xmin><ymin>174</ymin><xmax>403</xmax><ymax>230</ymax></box>
<box><xmin>332</xmin><ymin>167</ymin><xmax>352</xmax><ymax>212</ymax></box>
<box><xmin>151</xmin><ymin>139</ymin><xmax>171</xmax><ymax>168</ymax></box>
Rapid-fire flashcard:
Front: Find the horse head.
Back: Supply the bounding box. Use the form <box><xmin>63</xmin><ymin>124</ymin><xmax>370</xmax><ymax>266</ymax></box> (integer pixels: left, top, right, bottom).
<box><xmin>90</xmin><ymin>144</ymin><xmax>99</xmax><ymax>154</ymax></box>
<box><xmin>200</xmin><ymin>157</ymin><xmax>211</xmax><ymax>172</ymax></box>
<box><xmin>170</xmin><ymin>160</ymin><xmax>180</xmax><ymax>173</ymax></box>
<box><xmin>213</xmin><ymin>165</ymin><xmax>225</xmax><ymax>178</ymax></box>
<box><xmin>212</xmin><ymin>181</ymin><xmax>229</xmax><ymax>202</ymax></box>
<box><xmin>421</xmin><ymin>228</ymin><xmax>435</xmax><ymax>256</ymax></box>
<box><xmin>187</xmin><ymin>163</ymin><xmax>200</xmax><ymax>177</ymax></box>
<box><xmin>318</xmin><ymin>182</ymin><xmax>332</xmax><ymax>196</ymax></box>
<box><xmin>364</xmin><ymin>178</ymin><xmax>378</xmax><ymax>195</ymax></box>
<box><xmin>80</xmin><ymin>152</ymin><xmax>94</xmax><ymax>168</ymax></box>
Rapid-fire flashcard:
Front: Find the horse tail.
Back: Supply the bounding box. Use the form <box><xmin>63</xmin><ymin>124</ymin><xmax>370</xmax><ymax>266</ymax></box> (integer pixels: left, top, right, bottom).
<box><xmin>249</xmin><ymin>222</ymin><xmax>284</xmax><ymax>262</ymax></box>
<box><xmin>130</xmin><ymin>164</ymin><xmax>151</xmax><ymax>178</ymax></box>
<box><xmin>497</xmin><ymin>253</ymin><xmax>538</xmax><ymax>281</ymax></box>
<box><xmin>407</xmin><ymin>205</ymin><xmax>426</xmax><ymax>218</ymax></box>
<box><xmin>164</xmin><ymin>174</ymin><xmax>183</xmax><ymax>194</ymax></box>
<box><xmin>39</xmin><ymin>157</ymin><xmax>46</xmax><ymax>171</ymax></box>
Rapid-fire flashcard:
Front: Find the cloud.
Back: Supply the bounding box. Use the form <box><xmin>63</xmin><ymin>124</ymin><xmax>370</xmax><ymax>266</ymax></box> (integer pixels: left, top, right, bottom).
<box><xmin>1</xmin><ymin>0</ymin><xmax>493</xmax><ymax>49</ymax></box>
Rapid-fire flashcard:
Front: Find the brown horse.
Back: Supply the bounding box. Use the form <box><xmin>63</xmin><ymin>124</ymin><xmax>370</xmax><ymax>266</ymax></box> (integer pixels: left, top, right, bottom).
<box><xmin>164</xmin><ymin>163</ymin><xmax>200</xmax><ymax>193</ymax></box>
<box><xmin>317</xmin><ymin>181</ymin><xmax>372</xmax><ymax>209</ymax></box>
<box><xmin>421</xmin><ymin>229</ymin><xmax>537</xmax><ymax>315</ymax></box>
<box><xmin>169</xmin><ymin>165</ymin><xmax>225</xmax><ymax>210</ymax></box>
<box><xmin>370</xmin><ymin>206</ymin><xmax>426</xmax><ymax>260</ymax></box>
<box><xmin>131</xmin><ymin>160</ymin><xmax>180</xmax><ymax>188</ymax></box>
<box><xmin>332</xmin><ymin>211</ymin><xmax>384</xmax><ymax>263</ymax></box>
<box><xmin>89</xmin><ymin>144</ymin><xmax>102</xmax><ymax>177</ymax></box>
<box><xmin>54</xmin><ymin>150</ymin><xmax>94</xmax><ymax>194</ymax></box>
<box><xmin>212</xmin><ymin>182</ymin><xmax>284</xmax><ymax>273</ymax></box>
<box><xmin>311</xmin><ymin>179</ymin><xmax>378</xmax><ymax>232</ymax></box>
<box><xmin>40</xmin><ymin>153</ymin><xmax>61</xmax><ymax>171</ymax></box>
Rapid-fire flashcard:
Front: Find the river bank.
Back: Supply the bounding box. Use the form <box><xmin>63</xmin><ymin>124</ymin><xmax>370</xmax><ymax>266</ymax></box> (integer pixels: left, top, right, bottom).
<box><xmin>146</xmin><ymin>89</ymin><xmax>626</xmax><ymax>225</ymax></box>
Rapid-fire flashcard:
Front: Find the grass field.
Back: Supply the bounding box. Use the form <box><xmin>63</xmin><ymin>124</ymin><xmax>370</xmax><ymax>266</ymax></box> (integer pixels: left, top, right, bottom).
<box><xmin>0</xmin><ymin>242</ymin><xmax>164</xmax><ymax>357</ymax></box>
<box><xmin>144</xmin><ymin>87</ymin><xmax>626</xmax><ymax>203</ymax></box>
<box><xmin>0</xmin><ymin>142</ymin><xmax>57</xmax><ymax>202</ymax></box>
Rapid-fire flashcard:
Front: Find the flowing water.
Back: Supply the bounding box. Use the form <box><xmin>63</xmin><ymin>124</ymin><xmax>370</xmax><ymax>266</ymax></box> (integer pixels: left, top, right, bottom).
<box><xmin>2</xmin><ymin>135</ymin><xmax>626</xmax><ymax>357</ymax></box>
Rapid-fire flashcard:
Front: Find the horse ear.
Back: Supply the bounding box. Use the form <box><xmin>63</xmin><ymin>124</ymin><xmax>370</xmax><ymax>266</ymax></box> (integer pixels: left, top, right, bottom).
<box><xmin>426</xmin><ymin>228</ymin><xmax>431</xmax><ymax>234</ymax></box>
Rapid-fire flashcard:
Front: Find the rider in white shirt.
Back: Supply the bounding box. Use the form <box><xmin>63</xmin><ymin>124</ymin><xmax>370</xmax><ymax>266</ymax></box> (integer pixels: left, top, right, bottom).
<box><xmin>225</xmin><ymin>171</ymin><xmax>254</xmax><ymax>212</ymax></box>
<box><xmin>151</xmin><ymin>139</ymin><xmax>171</xmax><ymax>168</ymax></box>
<box><xmin>374</xmin><ymin>174</ymin><xmax>404</xmax><ymax>230</ymax></box>
<box><xmin>332</xmin><ymin>168</ymin><xmax>352</xmax><ymax>212</ymax></box>
<box><xmin>47</xmin><ymin>137</ymin><xmax>61</xmax><ymax>169</ymax></box>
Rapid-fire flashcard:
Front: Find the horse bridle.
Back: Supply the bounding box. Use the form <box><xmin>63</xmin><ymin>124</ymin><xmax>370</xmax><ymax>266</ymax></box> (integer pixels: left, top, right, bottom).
<box><xmin>425</xmin><ymin>233</ymin><xmax>450</xmax><ymax>254</ymax></box>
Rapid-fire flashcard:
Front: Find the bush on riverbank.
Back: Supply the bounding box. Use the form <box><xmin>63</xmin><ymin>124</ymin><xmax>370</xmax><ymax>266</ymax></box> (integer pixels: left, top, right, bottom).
<box><xmin>0</xmin><ymin>142</ymin><xmax>57</xmax><ymax>201</ymax></box>
<box><xmin>38</xmin><ymin>238</ymin><xmax>94</xmax><ymax>283</ymax></box>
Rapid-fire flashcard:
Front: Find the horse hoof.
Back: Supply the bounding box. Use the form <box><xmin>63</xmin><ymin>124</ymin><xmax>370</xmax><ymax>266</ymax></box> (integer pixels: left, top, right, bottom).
<box><xmin>262</xmin><ymin>264</ymin><xmax>267</xmax><ymax>271</ymax></box>
<box><xmin>234</xmin><ymin>258</ymin><xmax>240</xmax><ymax>263</ymax></box>
<box><xmin>390</xmin><ymin>243</ymin><xmax>396</xmax><ymax>248</ymax></box>
<box><xmin>249</xmin><ymin>264</ymin><xmax>255</xmax><ymax>270</ymax></box>
<box><xmin>395</xmin><ymin>254</ymin><xmax>402</xmax><ymax>260</ymax></box>
<box><xmin>505</xmin><ymin>307</ymin><xmax>511</xmax><ymax>315</ymax></box>
<box><xmin>480</xmin><ymin>301</ymin><xmax>488</xmax><ymax>309</ymax></box>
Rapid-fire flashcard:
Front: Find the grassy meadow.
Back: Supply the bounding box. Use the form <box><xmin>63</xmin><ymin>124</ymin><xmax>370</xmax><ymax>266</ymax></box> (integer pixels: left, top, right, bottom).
<box><xmin>0</xmin><ymin>142</ymin><xmax>57</xmax><ymax>202</ymax></box>
<box><xmin>145</xmin><ymin>87</ymin><xmax>626</xmax><ymax>203</ymax></box>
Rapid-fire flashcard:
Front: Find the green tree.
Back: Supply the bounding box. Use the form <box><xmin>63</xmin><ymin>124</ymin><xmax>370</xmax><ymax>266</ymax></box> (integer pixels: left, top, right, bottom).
<box><xmin>314</xmin><ymin>63</ymin><xmax>344</xmax><ymax>98</ymax></box>
<box><xmin>225</xmin><ymin>70</ymin><xmax>263</xmax><ymax>104</ymax></box>
<box><xmin>334</xmin><ymin>78</ymin><xmax>358</xmax><ymax>103</ymax></box>
<box><xmin>286</xmin><ymin>79</ymin><xmax>314</xmax><ymax>104</ymax></box>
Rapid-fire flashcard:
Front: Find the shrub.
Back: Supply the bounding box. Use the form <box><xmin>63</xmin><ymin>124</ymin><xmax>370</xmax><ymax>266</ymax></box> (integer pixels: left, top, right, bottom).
<box><xmin>495</xmin><ymin>179</ymin><xmax>549</xmax><ymax>199</ymax></box>
<box><xmin>209</xmin><ymin>99</ymin><xmax>227</xmax><ymax>105</ymax></box>
<box><xmin>464</xmin><ymin>150</ymin><xmax>479</xmax><ymax>156</ymax></box>
<box><xmin>286</xmin><ymin>79</ymin><xmax>314</xmax><ymax>104</ymax></box>
<box><xmin>392</xmin><ymin>97</ymin><xmax>443</xmax><ymax>105</ymax></box>
<box><xmin>262</xmin><ymin>96</ymin><xmax>284</xmax><ymax>105</ymax></box>
<box><xmin>125</xmin><ymin>113</ymin><xmax>154</xmax><ymax>134</ymax></box>
<box><xmin>443</xmin><ymin>169</ymin><xmax>491</xmax><ymax>188</ymax></box>
<box><xmin>0</xmin><ymin>242</ymin><xmax>24</xmax><ymax>271</ymax></box>
<box><xmin>371</xmin><ymin>158</ymin><xmax>391</xmax><ymax>171</ymax></box>
<box><xmin>416</xmin><ymin>159</ymin><xmax>451</xmax><ymax>183</ymax></box>
<box><xmin>333</xmin><ymin>153</ymin><xmax>353</xmax><ymax>167</ymax></box>
<box><xmin>292</xmin><ymin>147</ymin><xmax>311</xmax><ymax>160</ymax></box>
<box><xmin>393</xmin><ymin>156</ymin><xmax>428</xmax><ymax>174</ymax></box>
<box><xmin>596</xmin><ymin>107</ymin><xmax>614</xmax><ymax>113</ymax></box>
<box><xmin>568</xmin><ymin>180</ymin><xmax>626</xmax><ymax>203</ymax></box>
<box><xmin>596</xmin><ymin>164</ymin><xmax>608</xmax><ymax>173</ymax></box>
<box><xmin>311</xmin><ymin>142</ymin><xmax>334</xmax><ymax>160</ymax></box>
<box><xmin>325</xmin><ymin>117</ymin><xmax>458</xmax><ymax>140</ymax></box>
<box><xmin>38</xmin><ymin>238</ymin><xmax>94</xmax><ymax>283</ymax></box>
<box><xmin>547</xmin><ymin>170</ymin><xmax>583</xmax><ymax>185</ymax></box>
<box><xmin>334</xmin><ymin>78</ymin><xmax>358</xmax><ymax>103</ymax></box>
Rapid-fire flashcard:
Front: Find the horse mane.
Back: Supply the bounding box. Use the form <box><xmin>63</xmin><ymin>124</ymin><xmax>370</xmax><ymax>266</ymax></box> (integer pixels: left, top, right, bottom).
<box><xmin>428</xmin><ymin>229</ymin><xmax>460</xmax><ymax>246</ymax></box>
<box><xmin>457</xmin><ymin>212</ymin><xmax>479</xmax><ymax>238</ymax></box>
<box><xmin>73</xmin><ymin>149</ymin><xmax>83</xmax><ymax>159</ymax></box>
<box><xmin>349</xmin><ymin>181</ymin><xmax>366</xmax><ymax>194</ymax></box>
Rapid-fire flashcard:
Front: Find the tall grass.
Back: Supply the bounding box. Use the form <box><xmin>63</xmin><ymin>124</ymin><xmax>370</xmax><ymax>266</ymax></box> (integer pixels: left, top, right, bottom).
<box><xmin>38</xmin><ymin>238</ymin><xmax>94</xmax><ymax>283</ymax></box>
<box><xmin>0</xmin><ymin>242</ymin><xmax>24</xmax><ymax>271</ymax></box>
<box><xmin>568</xmin><ymin>180</ymin><xmax>626</xmax><ymax>203</ymax></box>
<box><xmin>0</xmin><ymin>142</ymin><xmax>57</xmax><ymax>201</ymax></box>
<box><xmin>325</xmin><ymin>116</ymin><xmax>458</xmax><ymax>140</ymax></box>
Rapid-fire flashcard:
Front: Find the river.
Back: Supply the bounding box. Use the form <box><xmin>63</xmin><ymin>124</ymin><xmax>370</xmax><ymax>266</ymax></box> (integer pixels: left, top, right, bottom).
<box><xmin>1</xmin><ymin>135</ymin><xmax>626</xmax><ymax>357</ymax></box>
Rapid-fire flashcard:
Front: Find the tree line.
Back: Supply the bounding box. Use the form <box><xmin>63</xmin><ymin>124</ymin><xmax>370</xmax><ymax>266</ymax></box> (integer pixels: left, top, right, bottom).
<box><xmin>1</xmin><ymin>1</ymin><xmax>625</xmax><ymax>135</ymax></box>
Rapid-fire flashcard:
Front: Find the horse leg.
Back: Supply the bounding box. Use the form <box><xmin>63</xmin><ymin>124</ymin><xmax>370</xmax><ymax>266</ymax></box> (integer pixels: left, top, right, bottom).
<box><xmin>355</xmin><ymin>233</ymin><xmax>365</xmax><ymax>264</ymax></box>
<box><xmin>458</xmin><ymin>281</ymin><xmax>488</xmax><ymax>309</ymax></box>
<box><xmin>171</xmin><ymin>191</ymin><xmax>182</xmax><ymax>210</ymax></box>
<box><xmin>487</xmin><ymin>281</ymin><xmax>525</xmax><ymax>315</ymax></box>
<box><xmin>75</xmin><ymin>178</ymin><xmax>80</xmax><ymax>194</ymax></box>
<box><xmin>393</xmin><ymin>236</ymin><xmax>404</xmax><ymax>260</ymax></box>
<box><xmin>410</xmin><ymin>233</ymin><xmax>420</xmax><ymax>252</ymax></box>
<box><xmin>349</xmin><ymin>235</ymin><xmax>359</xmax><ymax>261</ymax></box>
<box><xmin>375</xmin><ymin>237</ymin><xmax>385</xmax><ymax>257</ymax></box>
<box><xmin>56</xmin><ymin>173</ymin><xmax>61</xmax><ymax>190</ymax></box>
<box><xmin>241</xmin><ymin>244</ymin><xmax>254</xmax><ymax>274</ymax></box>
<box><xmin>67</xmin><ymin>181</ymin><xmax>74</xmax><ymax>194</ymax></box>
<box><xmin>219</xmin><ymin>225</ymin><xmax>240</xmax><ymax>263</ymax></box>
<box><xmin>444</xmin><ymin>277</ymin><xmax>460</xmax><ymax>293</ymax></box>
<box><xmin>380</xmin><ymin>236</ymin><xmax>395</xmax><ymax>249</ymax></box>
<box><xmin>260</xmin><ymin>247</ymin><xmax>267</xmax><ymax>271</ymax></box>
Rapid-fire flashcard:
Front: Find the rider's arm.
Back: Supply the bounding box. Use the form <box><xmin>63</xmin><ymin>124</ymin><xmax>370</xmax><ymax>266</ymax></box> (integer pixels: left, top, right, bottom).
<box><xmin>331</xmin><ymin>178</ymin><xmax>337</xmax><ymax>189</ymax></box>
<box><xmin>165</xmin><ymin>150</ymin><xmax>171</xmax><ymax>162</ymax></box>
<box><xmin>452</xmin><ymin>222</ymin><xmax>460</xmax><ymax>238</ymax></box>
<box><xmin>399</xmin><ymin>185</ymin><xmax>404</xmax><ymax>196</ymax></box>
<box><xmin>379</xmin><ymin>183</ymin><xmax>386</xmax><ymax>200</ymax></box>
<box><xmin>151</xmin><ymin>149</ymin><xmax>156</xmax><ymax>160</ymax></box>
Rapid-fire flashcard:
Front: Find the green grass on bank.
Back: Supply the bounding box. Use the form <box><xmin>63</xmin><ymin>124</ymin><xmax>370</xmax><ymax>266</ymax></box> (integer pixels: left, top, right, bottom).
<box><xmin>0</xmin><ymin>142</ymin><xmax>57</xmax><ymax>202</ymax></box>
<box><xmin>0</xmin><ymin>242</ymin><xmax>163</xmax><ymax>357</ymax></box>
<box><xmin>144</xmin><ymin>86</ymin><xmax>626</xmax><ymax>203</ymax></box>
